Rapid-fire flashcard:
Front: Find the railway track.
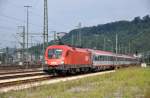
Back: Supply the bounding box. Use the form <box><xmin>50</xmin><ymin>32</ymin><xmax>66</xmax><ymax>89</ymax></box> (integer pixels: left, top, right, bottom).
<box><xmin>0</xmin><ymin>70</ymin><xmax>52</xmax><ymax>88</ymax></box>
<box><xmin>0</xmin><ymin>64</ymin><xmax>42</xmax><ymax>75</ymax></box>
<box><xmin>0</xmin><ymin>70</ymin><xmax>115</xmax><ymax>93</ymax></box>
<box><xmin>0</xmin><ymin>68</ymin><xmax>42</xmax><ymax>75</ymax></box>
<box><xmin>0</xmin><ymin>71</ymin><xmax>46</xmax><ymax>80</ymax></box>
<box><xmin>0</xmin><ymin>69</ymin><xmax>115</xmax><ymax>93</ymax></box>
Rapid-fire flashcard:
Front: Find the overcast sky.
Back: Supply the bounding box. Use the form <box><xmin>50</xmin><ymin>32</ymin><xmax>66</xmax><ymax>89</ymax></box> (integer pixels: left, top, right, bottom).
<box><xmin>0</xmin><ymin>0</ymin><xmax>149</xmax><ymax>48</ymax></box>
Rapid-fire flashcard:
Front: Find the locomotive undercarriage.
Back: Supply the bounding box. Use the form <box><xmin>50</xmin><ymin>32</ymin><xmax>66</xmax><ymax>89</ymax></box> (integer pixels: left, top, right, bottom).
<box><xmin>43</xmin><ymin>64</ymin><xmax>115</xmax><ymax>75</ymax></box>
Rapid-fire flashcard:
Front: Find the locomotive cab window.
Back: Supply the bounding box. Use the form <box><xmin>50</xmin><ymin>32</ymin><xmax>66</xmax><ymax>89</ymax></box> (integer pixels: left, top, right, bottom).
<box><xmin>48</xmin><ymin>49</ymin><xmax>63</xmax><ymax>59</ymax></box>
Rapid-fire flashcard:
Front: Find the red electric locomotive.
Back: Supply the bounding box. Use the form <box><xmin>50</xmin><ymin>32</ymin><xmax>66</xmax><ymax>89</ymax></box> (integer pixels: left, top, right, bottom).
<box><xmin>44</xmin><ymin>45</ymin><xmax>138</xmax><ymax>74</ymax></box>
<box><xmin>44</xmin><ymin>45</ymin><xmax>92</xmax><ymax>74</ymax></box>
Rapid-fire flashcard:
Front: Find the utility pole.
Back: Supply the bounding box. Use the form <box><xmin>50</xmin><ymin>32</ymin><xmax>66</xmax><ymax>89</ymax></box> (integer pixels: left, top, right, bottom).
<box><xmin>43</xmin><ymin>0</ymin><xmax>48</xmax><ymax>64</ymax></box>
<box><xmin>79</xmin><ymin>22</ymin><xmax>82</xmax><ymax>47</ymax></box>
<box><xmin>72</xmin><ymin>33</ymin><xmax>74</xmax><ymax>46</ymax></box>
<box><xmin>116</xmin><ymin>33</ymin><xmax>118</xmax><ymax>54</ymax></box>
<box><xmin>76</xmin><ymin>22</ymin><xmax>82</xmax><ymax>47</ymax></box>
<box><xmin>43</xmin><ymin>0</ymin><xmax>48</xmax><ymax>47</ymax></box>
<box><xmin>128</xmin><ymin>42</ymin><xmax>131</xmax><ymax>54</ymax></box>
<box><xmin>5</xmin><ymin>47</ymin><xmax>8</xmax><ymax>65</ymax></box>
<box><xmin>30</xmin><ymin>36</ymin><xmax>34</xmax><ymax>62</ymax></box>
<box><xmin>124</xmin><ymin>47</ymin><xmax>128</xmax><ymax>54</ymax></box>
<box><xmin>52</xmin><ymin>31</ymin><xmax>57</xmax><ymax>41</ymax></box>
<box><xmin>115</xmin><ymin>33</ymin><xmax>118</xmax><ymax>66</ymax></box>
<box><xmin>18</xmin><ymin>26</ymin><xmax>25</xmax><ymax>63</ymax></box>
<box><xmin>103</xmin><ymin>36</ymin><xmax>106</xmax><ymax>50</ymax></box>
<box><xmin>118</xmin><ymin>44</ymin><xmax>121</xmax><ymax>54</ymax></box>
<box><xmin>24</xmin><ymin>5</ymin><xmax>32</xmax><ymax>50</ymax></box>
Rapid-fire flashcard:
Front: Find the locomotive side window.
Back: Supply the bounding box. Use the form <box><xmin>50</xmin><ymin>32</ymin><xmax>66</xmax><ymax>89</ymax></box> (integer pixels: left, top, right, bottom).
<box><xmin>48</xmin><ymin>49</ymin><xmax>62</xmax><ymax>59</ymax></box>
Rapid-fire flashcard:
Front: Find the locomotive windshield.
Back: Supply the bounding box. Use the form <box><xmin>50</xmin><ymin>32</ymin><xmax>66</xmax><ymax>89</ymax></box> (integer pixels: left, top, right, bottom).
<box><xmin>48</xmin><ymin>49</ymin><xmax>63</xmax><ymax>59</ymax></box>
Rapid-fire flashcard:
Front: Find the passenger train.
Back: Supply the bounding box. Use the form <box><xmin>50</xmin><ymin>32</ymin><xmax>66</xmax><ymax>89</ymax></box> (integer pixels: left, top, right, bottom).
<box><xmin>44</xmin><ymin>45</ymin><xmax>138</xmax><ymax>74</ymax></box>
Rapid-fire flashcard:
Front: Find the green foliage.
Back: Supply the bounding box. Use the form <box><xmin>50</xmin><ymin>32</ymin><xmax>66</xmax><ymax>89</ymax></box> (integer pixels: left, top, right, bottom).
<box><xmin>61</xmin><ymin>15</ymin><xmax>150</xmax><ymax>53</ymax></box>
<box><xmin>31</xmin><ymin>15</ymin><xmax>150</xmax><ymax>54</ymax></box>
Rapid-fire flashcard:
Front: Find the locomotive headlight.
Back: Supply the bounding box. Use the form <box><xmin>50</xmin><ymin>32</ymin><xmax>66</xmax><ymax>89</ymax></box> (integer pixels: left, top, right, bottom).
<box><xmin>60</xmin><ymin>61</ymin><xmax>64</xmax><ymax>64</ymax></box>
<box><xmin>45</xmin><ymin>60</ymin><xmax>47</xmax><ymax>64</ymax></box>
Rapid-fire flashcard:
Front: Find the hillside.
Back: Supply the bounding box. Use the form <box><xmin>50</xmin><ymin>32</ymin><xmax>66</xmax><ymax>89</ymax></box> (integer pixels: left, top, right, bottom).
<box><xmin>30</xmin><ymin>15</ymin><xmax>150</xmax><ymax>55</ymax></box>
<box><xmin>60</xmin><ymin>15</ymin><xmax>150</xmax><ymax>54</ymax></box>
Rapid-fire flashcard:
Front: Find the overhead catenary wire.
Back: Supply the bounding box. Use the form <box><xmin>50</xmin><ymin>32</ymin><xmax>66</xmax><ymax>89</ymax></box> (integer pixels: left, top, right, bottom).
<box><xmin>0</xmin><ymin>12</ymin><xmax>53</xmax><ymax>30</ymax></box>
<box><xmin>0</xmin><ymin>13</ymin><xmax>44</xmax><ymax>36</ymax></box>
<box><xmin>0</xmin><ymin>13</ymin><xmax>43</xmax><ymax>28</ymax></box>
<box><xmin>0</xmin><ymin>26</ymin><xmax>17</xmax><ymax>31</ymax></box>
<box><xmin>0</xmin><ymin>0</ymin><xmax>43</xmax><ymax>22</ymax></box>
<box><xmin>0</xmin><ymin>0</ymin><xmax>55</xmax><ymax>49</ymax></box>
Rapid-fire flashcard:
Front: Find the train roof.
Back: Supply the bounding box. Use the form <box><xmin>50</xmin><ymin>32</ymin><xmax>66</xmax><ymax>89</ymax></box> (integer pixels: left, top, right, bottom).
<box><xmin>47</xmin><ymin>45</ymin><xmax>136</xmax><ymax>59</ymax></box>
<box><xmin>88</xmin><ymin>49</ymin><xmax>136</xmax><ymax>59</ymax></box>
<box><xmin>47</xmin><ymin>45</ymin><xmax>90</xmax><ymax>53</ymax></box>
<box><xmin>117</xmin><ymin>54</ymin><xmax>136</xmax><ymax>59</ymax></box>
<box><xmin>89</xmin><ymin>49</ymin><xmax>115</xmax><ymax>56</ymax></box>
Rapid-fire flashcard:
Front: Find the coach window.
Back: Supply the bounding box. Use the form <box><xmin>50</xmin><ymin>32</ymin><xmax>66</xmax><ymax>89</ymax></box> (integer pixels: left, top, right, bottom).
<box><xmin>103</xmin><ymin>56</ymin><xmax>105</xmax><ymax>61</ymax></box>
<box><xmin>110</xmin><ymin>56</ymin><xmax>113</xmax><ymax>61</ymax></box>
<box><xmin>94</xmin><ymin>56</ymin><xmax>96</xmax><ymax>61</ymax></box>
<box><xmin>106</xmin><ymin>56</ymin><xmax>108</xmax><ymax>61</ymax></box>
<box><xmin>107</xmin><ymin>56</ymin><xmax>109</xmax><ymax>61</ymax></box>
<box><xmin>94</xmin><ymin>56</ymin><xmax>98</xmax><ymax>61</ymax></box>
<box><xmin>107</xmin><ymin>56</ymin><xmax>110</xmax><ymax>61</ymax></box>
<box><xmin>118</xmin><ymin>57</ymin><xmax>121</xmax><ymax>61</ymax></box>
<box><xmin>102</xmin><ymin>56</ymin><xmax>104</xmax><ymax>61</ymax></box>
<box><xmin>108</xmin><ymin>56</ymin><xmax>111</xmax><ymax>61</ymax></box>
<box><xmin>103</xmin><ymin>56</ymin><xmax>106</xmax><ymax>61</ymax></box>
<box><xmin>100</xmin><ymin>56</ymin><xmax>103</xmax><ymax>61</ymax></box>
<box><xmin>110</xmin><ymin>56</ymin><xmax>112</xmax><ymax>61</ymax></box>
<box><xmin>99</xmin><ymin>56</ymin><xmax>102</xmax><ymax>61</ymax></box>
<box><xmin>97</xmin><ymin>56</ymin><xmax>99</xmax><ymax>61</ymax></box>
<box><xmin>120</xmin><ymin>57</ymin><xmax>122</xmax><ymax>61</ymax></box>
<box><xmin>98</xmin><ymin>56</ymin><xmax>101</xmax><ymax>61</ymax></box>
<box><xmin>98</xmin><ymin>56</ymin><xmax>100</xmax><ymax>61</ymax></box>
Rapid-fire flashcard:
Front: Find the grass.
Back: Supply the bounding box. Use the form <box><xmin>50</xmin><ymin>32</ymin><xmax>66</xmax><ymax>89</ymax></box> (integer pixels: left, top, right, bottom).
<box><xmin>0</xmin><ymin>67</ymin><xmax>150</xmax><ymax>98</ymax></box>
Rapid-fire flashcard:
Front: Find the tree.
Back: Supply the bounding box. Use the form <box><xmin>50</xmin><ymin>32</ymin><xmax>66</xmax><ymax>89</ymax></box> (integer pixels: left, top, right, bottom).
<box><xmin>133</xmin><ymin>16</ymin><xmax>141</xmax><ymax>23</ymax></box>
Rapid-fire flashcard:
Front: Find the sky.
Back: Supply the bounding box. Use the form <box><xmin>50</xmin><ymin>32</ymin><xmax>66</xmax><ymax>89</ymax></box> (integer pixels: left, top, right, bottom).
<box><xmin>0</xmin><ymin>0</ymin><xmax>149</xmax><ymax>48</ymax></box>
